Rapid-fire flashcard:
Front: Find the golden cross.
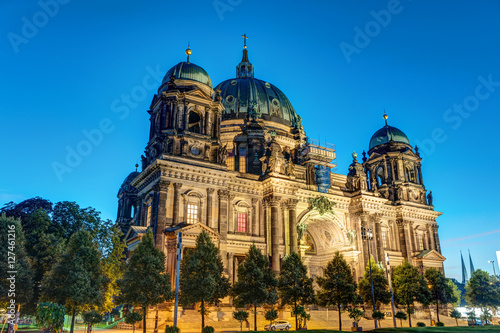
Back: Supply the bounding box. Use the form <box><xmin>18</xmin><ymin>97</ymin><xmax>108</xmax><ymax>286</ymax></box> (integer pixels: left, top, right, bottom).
<box><xmin>242</xmin><ymin>34</ymin><xmax>248</xmax><ymax>48</ymax></box>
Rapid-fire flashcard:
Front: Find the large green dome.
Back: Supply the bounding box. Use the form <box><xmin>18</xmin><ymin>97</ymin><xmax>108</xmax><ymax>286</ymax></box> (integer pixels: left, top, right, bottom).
<box><xmin>161</xmin><ymin>61</ymin><xmax>212</xmax><ymax>89</ymax></box>
<box><xmin>215</xmin><ymin>77</ymin><xmax>300</xmax><ymax>127</ymax></box>
<box><xmin>369</xmin><ymin>125</ymin><xmax>410</xmax><ymax>150</ymax></box>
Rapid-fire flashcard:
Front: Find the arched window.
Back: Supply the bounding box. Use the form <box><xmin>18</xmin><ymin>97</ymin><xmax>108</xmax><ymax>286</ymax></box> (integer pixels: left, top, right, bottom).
<box><xmin>182</xmin><ymin>190</ymin><xmax>203</xmax><ymax>224</ymax></box>
<box><xmin>234</xmin><ymin>201</ymin><xmax>251</xmax><ymax>233</ymax></box>
<box><xmin>376</xmin><ymin>167</ymin><xmax>384</xmax><ymax>186</ymax></box>
<box><xmin>188</xmin><ymin>111</ymin><xmax>201</xmax><ymax>133</ymax></box>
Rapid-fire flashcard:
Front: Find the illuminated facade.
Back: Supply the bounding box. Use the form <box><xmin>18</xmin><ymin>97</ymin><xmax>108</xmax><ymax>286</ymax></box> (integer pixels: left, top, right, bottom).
<box><xmin>116</xmin><ymin>42</ymin><xmax>445</xmax><ymax>291</ymax></box>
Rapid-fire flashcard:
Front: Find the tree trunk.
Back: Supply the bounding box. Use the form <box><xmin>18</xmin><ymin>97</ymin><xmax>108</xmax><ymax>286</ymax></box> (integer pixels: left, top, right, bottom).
<box><xmin>338</xmin><ymin>304</ymin><xmax>342</xmax><ymax>331</ymax></box>
<box><xmin>436</xmin><ymin>300</ymin><xmax>440</xmax><ymax>323</ymax></box>
<box><xmin>407</xmin><ymin>306</ymin><xmax>412</xmax><ymax>327</ymax></box>
<box><xmin>143</xmin><ymin>307</ymin><xmax>147</xmax><ymax>333</ymax></box>
<box><xmin>201</xmin><ymin>299</ymin><xmax>205</xmax><ymax>329</ymax></box>
<box><xmin>70</xmin><ymin>308</ymin><xmax>76</xmax><ymax>333</ymax></box>
<box><xmin>240</xmin><ymin>322</ymin><xmax>242</xmax><ymax>332</ymax></box>
<box><xmin>254</xmin><ymin>304</ymin><xmax>257</xmax><ymax>331</ymax></box>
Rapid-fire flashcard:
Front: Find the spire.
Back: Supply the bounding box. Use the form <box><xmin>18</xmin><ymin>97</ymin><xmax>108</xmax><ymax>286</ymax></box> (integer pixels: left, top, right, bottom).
<box><xmin>185</xmin><ymin>42</ymin><xmax>192</xmax><ymax>63</ymax></box>
<box><xmin>469</xmin><ymin>249</ymin><xmax>475</xmax><ymax>275</ymax></box>
<box><xmin>461</xmin><ymin>250</ymin><xmax>469</xmax><ymax>284</ymax></box>
<box><xmin>236</xmin><ymin>34</ymin><xmax>254</xmax><ymax>78</ymax></box>
<box><xmin>383</xmin><ymin>110</ymin><xmax>388</xmax><ymax>126</ymax></box>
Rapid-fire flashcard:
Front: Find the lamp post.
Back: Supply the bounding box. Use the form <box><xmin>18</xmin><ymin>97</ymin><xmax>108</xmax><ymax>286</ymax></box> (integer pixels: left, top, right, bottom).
<box><xmin>385</xmin><ymin>253</ymin><xmax>397</xmax><ymax>327</ymax></box>
<box><xmin>361</xmin><ymin>227</ymin><xmax>378</xmax><ymax>329</ymax></box>
<box><xmin>488</xmin><ymin>260</ymin><xmax>497</xmax><ymax>277</ymax></box>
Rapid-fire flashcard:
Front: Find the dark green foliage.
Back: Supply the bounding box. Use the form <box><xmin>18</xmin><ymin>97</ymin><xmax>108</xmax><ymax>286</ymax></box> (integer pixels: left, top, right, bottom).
<box><xmin>436</xmin><ymin>321</ymin><xmax>445</xmax><ymax>326</ymax></box>
<box><xmin>102</xmin><ymin>226</ymin><xmax>126</xmax><ymax>312</ymax></box>
<box><xmin>125</xmin><ymin>312</ymin><xmax>143</xmax><ymax>333</ymax></box>
<box><xmin>82</xmin><ymin>310</ymin><xmax>102</xmax><ymax>325</ymax></box>
<box><xmin>35</xmin><ymin>302</ymin><xmax>66</xmax><ymax>333</ymax></box>
<box><xmin>416</xmin><ymin>322</ymin><xmax>426</xmax><ymax>327</ymax></box>
<box><xmin>425</xmin><ymin>268</ymin><xmax>456</xmax><ymax>323</ymax></box>
<box><xmin>316</xmin><ymin>252</ymin><xmax>358</xmax><ymax>331</ymax></box>
<box><xmin>465</xmin><ymin>270</ymin><xmax>500</xmax><ymax>308</ymax></box>
<box><xmin>0</xmin><ymin>214</ymin><xmax>33</xmax><ymax>307</ymax></box>
<box><xmin>278</xmin><ymin>252</ymin><xmax>316</xmax><ymax>330</ymax></box>
<box><xmin>0</xmin><ymin>197</ymin><xmax>52</xmax><ymax>219</ymax></box>
<box><xmin>395</xmin><ymin>310</ymin><xmax>407</xmax><ymax>327</ymax></box>
<box><xmin>264</xmin><ymin>308</ymin><xmax>278</xmax><ymax>325</ymax></box>
<box><xmin>165</xmin><ymin>326</ymin><xmax>180</xmax><ymax>333</ymax></box>
<box><xmin>231</xmin><ymin>244</ymin><xmax>278</xmax><ymax>331</ymax></box>
<box><xmin>347</xmin><ymin>308</ymin><xmax>364</xmax><ymax>325</ymax></box>
<box><xmin>392</xmin><ymin>261</ymin><xmax>430</xmax><ymax>327</ymax></box>
<box><xmin>201</xmin><ymin>326</ymin><xmax>214</xmax><ymax>333</ymax></box>
<box><xmin>293</xmin><ymin>305</ymin><xmax>310</xmax><ymax>329</ymax></box>
<box><xmin>450</xmin><ymin>309</ymin><xmax>462</xmax><ymax>326</ymax></box>
<box><xmin>233</xmin><ymin>310</ymin><xmax>249</xmax><ymax>331</ymax></box>
<box><xmin>372</xmin><ymin>310</ymin><xmax>385</xmax><ymax>325</ymax></box>
<box><xmin>117</xmin><ymin>229</ymin><xmax>172</xmax><ymax>333</ymax></box>
<box><xmin>180</xmin><ymin>231</ymin><xmax>229</xmax><ymax>329</ymax></box>
<box><xmin>358</xmin><ymin>257</ymin><xmax>391</xmax><ymax>309</ymax></box>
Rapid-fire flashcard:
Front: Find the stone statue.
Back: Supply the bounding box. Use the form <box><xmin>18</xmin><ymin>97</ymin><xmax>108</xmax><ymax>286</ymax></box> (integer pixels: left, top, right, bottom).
<box><xmin>268</xmin><ymin>151</ymin><xmax>277</xmax><ymax>173</ymax></box>
<box><xmin>218</xmin><ymin>144</ymin><xmax>227</xmax><ymax>164</ymax></box>
<box><xmin>347</xmin><ymin>229</ymin><xmax>356</xmax><ymax>246</ymax></box>
<box><xmin>286</xmin><ymin>156</ymin><xmax>295</xmax><ymax>176</ymax></box>
<box><xmin>427</xmin><ymin>191</ymin><xmax>433</xmax><ymax>206</ymax></box>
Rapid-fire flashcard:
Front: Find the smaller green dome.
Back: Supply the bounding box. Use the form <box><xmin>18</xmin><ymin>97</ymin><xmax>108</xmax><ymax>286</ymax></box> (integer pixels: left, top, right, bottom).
<box><xmin>369</xmin><ymin>125</ymin><xmax>410</xmax><ymax>150</ymax></box>
<box><xmin>162</xmin><ymin>62</ymin><xmax>212</xmax><ymax>88</ymax></box>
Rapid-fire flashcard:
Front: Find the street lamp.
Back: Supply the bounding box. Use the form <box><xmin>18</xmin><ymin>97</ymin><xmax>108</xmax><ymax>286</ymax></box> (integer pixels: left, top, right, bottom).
<box><xmin>361</xmin><ymin>227</ymin><xmax>378</xmax><ymax>329</ymax></box>
<box><xmin>488</xmin><ymin>260</ymin><xmax>497</xmax><ymax>277</ymax></box>
<box><xmin>385</xmin><ymin>253</ymin><xmax>397</xmax><ymax>327</ymax></box>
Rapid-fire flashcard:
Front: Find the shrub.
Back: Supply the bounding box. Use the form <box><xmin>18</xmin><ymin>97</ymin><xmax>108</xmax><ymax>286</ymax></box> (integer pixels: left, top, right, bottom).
<box><xmin>35</xmin><ymin>302</ymin><xmax>66</xmax><ymax>333</ymax></box>
<box><xmin>436</xmin><ymin>322</ymin><xmax>444</xmax><ymax>327</ymax></box>
<box><xmin>202</xmin><ymin>326</ymin><xmax>214</xmax><ymax>333</ymax></box>
<box><xmin>348</xmin><ymin>308</ymin><xmax>364</xmax><ymax>325</ymax></box>
<box><xmin>165</xmin><ymin>326</ymin><xmax>180</xmax><ymax>333</ymax></box>
<box><xmin>416</xmin><ymin>322</ymin><xmax>426</xmax><ymax>327</ymax></box>
<box><xmin>372</xmin><ymin>310</ymin><xmax>385</xmax><ymax>327</ymax></box>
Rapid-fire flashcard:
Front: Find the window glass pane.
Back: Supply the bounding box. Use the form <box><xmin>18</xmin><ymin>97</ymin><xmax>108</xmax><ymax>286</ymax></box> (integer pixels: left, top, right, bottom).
<box><xmin>187</xmin><ymin>204</ymin><xmax>198</xmax><ymax>224</ymax></box>
<box><xmin>237</xmin><ymin>213</ymin><xmax>247</xmax><ymax>232</ymax></box>
<box><xmin>239</xmin><ymin>147</ymin><xmax>246</xmax><ymax>173</ymax></box>
<box><xmin>227</xmin><ymin>150</ymin><xmax>235</xmax><ymax>170</ymax></box>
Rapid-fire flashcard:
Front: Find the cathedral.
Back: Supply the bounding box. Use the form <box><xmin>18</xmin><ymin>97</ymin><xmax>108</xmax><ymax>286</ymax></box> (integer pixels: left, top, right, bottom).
<box><xmin>116</xmin><ymin>38</ymin><xmax>445</xmax><ymax>290</ymax></box>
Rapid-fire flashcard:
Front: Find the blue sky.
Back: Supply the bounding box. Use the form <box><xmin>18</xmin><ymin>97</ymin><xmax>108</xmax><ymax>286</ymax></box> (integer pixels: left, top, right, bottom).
<box><xmin>1</xmin><ymin>0</ymin><xmax>499</xmax><ymax>281</ymax></box>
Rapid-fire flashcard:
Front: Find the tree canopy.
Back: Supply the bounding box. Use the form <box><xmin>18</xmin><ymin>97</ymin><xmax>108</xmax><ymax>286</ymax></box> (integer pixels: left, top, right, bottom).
<box><xmin>358</xmin><ymin>256</ymin><xmax>391</xmax><ymax>309</ymax></box>
<box><xmin>424</xmin><ymin>268</ymin><xmax>457</xmax><ymax>322</ymax></box>
<box><xmin>117</xmin><ymin>229</ymin><xmax>171</xmax><ymax>333</ymax></box>
<box><xmin>231</xmin><ymin>244</ymin><xmax>278</xmax><ymax>331</ymax></box>
<box><xmin>316</xmin><ymin>252</ymin><xmax>358</xmax><ymax>331</ymax></box>
<box><xmin>465</xmin><ymin>269</ymin><xmax>500</xmax><ymax>317</ymax></box>
<box><xmin>179</xmin><ymin>231</ymin><xmax>229</xmax><ymax>329</ymax></box>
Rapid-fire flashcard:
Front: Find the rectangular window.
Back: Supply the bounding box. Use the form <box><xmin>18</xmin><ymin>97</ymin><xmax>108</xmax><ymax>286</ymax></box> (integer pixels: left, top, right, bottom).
<box><xmin>187</xmin><ymin>204</ymin><xmax>198</xmax><ymax>224</ymax></box>
<box><xmin>382</xmin><ymin>231</ymin><xmax>388</xmax><ymax>248</ymax></box>
<box><xmin>226</xmin><ymin>149</ymin><xmax>235</xmax><ymax>170</ymax></box>
<box><xmin>239</xmin><ymin>147</ymin><xmax>246</xmax><ymax>173</ymax></box>
<box><xmin>237</xmin><ymin>213</ymin><xmax>247</xmax><ymax>232</ymax></box>
<box><xmin>418</xmin><ymin>234</ymin><xmax>424</xmax><ymax>250</ymax></box>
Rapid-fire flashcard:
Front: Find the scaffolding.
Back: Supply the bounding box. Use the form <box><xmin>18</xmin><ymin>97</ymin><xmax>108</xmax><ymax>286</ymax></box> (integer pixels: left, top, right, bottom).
<box><xmin>300</xmin><ymin>138</ymin><xmax>337</xmax><ymax>169</ymax></box>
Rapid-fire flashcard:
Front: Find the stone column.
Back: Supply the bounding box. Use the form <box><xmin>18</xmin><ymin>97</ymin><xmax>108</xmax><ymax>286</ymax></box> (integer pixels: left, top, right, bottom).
<box><xmin>234</xmin><ymin>257</ymin><xmax>239</xmax><ymax>283</ymax></box>
<box><xmin>408</xmin><ymin>222</ymin><xmax>416</xmax><ymax>255</ymax></box>
<box><xmin>403</xmin><ymin>222</ymin><xmax>413</xmax><ymax>261</ymax></box>
<box><xmin>154</xmin><ymin>180</ymin><xmax>170</xmax><ymax>250</ymax></box>
<box><xmin>287</xmin><ymin>199</ymin><xmax>299</xmax><ymax>253</ymax></box>
<box><xmin>252</xmin><ymin>198</ymin><xmax>259</xmax><ymax>236</ymax></box>
<box><xmin>418</xmin><ymin>165</ymin><xmax>424</xmax><ymax>185</ymax></box>
<box><xmin>433</xmin><ymin>225</ymin><xmax>441</xmax><ymax>253</ymax></box>
<box><xmin>397</xmin><ymin>219</ymin><xmax>408</xmax><ymax>258</ymax></box>
<box><xmin>172</xmin><ymin>183</ymin><xmax>182</xmax><ymax>225</ymax></box>
<box><xmin>260</xmin><ymin>200</ymin><xmax>266</xmax><ymax>238</ymax></box>
<box><xmin>228</xmin><ymin>252</ymin><xmax>234</xmax><ymax>284</ymax></box>
<box><xmin>269</xmin><ymin>196</ymin><xmax>281</xmax><ymax>273</ymax></box>
<box><xmin>228</xmin><ymin>193</ymin><xmax>235</xmax><ymax>233</ymax></box>
<box><xmin>166</xmin><ymin>232</ymin><xmax>177</xmax><ymax>286</ymax></box>
<box><xmin>428</xmin><ymin>224</ymin><xmax>436</xmax><ymax>250</ymax></box>
<box><xmin>206</xmin><ymin>188</ymin><xmax>214</xmax><ymax>228</ymax></box>
<box><xmin>360</xmin><ymin>213</ymin><xmax>370</xmax><ymax>265</ymax></box>
<box><xmin>374</xmin><ymin>214</ymin><xmax>384</xmax><ymax>263</ymax></box>
<box><xmin>218</xmin><ymin>190</ymin><xmax>229</xmax><ymax>269</ymax></box>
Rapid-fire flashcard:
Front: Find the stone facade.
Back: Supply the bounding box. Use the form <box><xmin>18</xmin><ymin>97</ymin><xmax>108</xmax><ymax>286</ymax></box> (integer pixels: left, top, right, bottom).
<box><xmin>117</xmin><ymin>45</ymin><xmax>445</xmax><ymax>292</ymax></box>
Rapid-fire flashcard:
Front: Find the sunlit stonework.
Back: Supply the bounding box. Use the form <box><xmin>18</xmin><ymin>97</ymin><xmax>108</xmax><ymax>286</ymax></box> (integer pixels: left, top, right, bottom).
<box><xmin>115</xmin><ymin>40</ymin><xmax>445</xmax><ymax>327</ymax></box>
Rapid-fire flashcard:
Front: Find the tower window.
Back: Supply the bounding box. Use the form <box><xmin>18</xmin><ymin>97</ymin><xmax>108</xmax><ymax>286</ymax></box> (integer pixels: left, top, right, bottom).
<box><xmin>237</xmin><ymin>213</ymin><xmax>247</xmax><ymax>232</ymax></box>
<box><xmin>382</xmin><ymin>231</ymin><xmax>388</xmax><ymax>248</ymax></box>
<box><xmin>226</xmin><ymin>149</ymin><xmax>235</xmax><ymax>170</ymax></box>
<box><xmin>239</xmin><ymin>147</ymin><xmax>246</xmax><ymax>173</ymax></box>
<box><xmin>188</xmin><ymin>111</ymin><xmax>201</xmax><ymax>133</ymax></box>
<box><xmin>418</xmin><ymin>234</ymin><xmax>424</xmax><ymax>251</ymax></box>
<box><xmin>187</xmin><ymin>204</ymin><xmax>198</xmax><ymax>224</ymax></box>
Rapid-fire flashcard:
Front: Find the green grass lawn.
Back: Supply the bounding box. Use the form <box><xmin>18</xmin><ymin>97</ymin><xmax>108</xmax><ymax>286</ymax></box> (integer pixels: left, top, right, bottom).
<box><xmin>372</xmin><ymin>325</ymin><xmax>500</xmax><ymax>332</ymax></box>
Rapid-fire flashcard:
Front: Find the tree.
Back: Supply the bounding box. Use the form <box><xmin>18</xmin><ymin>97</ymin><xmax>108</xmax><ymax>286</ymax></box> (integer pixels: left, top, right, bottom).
<box><xmin>125</xmin><ymin>312</ymin><xmax>143</xmax><ymax>333</ymax></box>
<box><xmin>358</xmin><ymin>256</ymin><xmax>391</xmax><ymax>310</ymax></box>
<box><xmin>0</xmin><ymin>197</ymin><xmax>53</xmax><ymax>220</ymax></box>
<box><xmin>293</xmin><ymin>305</ymin><xmax>310</xmax><ymax>329</ymax></box>
<box><xmin>392</xmin><ymin>261</ymin><xmax>430</xmax><ymax>327</ymax></box>
<box><xmin>372</xmin><ymin>310</ymin><xmax>385</xmax><ymax>327</ymax></box>
<box><xmin>264</xmin><ymin>308</ymin><xmax>278</xmax><ymax>326</ymax></box>
<box><xmin>316</xmin><ymin>252</ymin><xmax>358</xmax><ymax>331</ymax></box>
<box><xmin>102</xmin><ymin>226</ymin><xmax>126</xmax><ymax>312</ymax></box>
<box><xmin>395</xmin><ymin>310</ymin><xmax>407</xmax><ymax>327</ymax></box>
<box><xmin>447</xmin><ymin>279</ymin><xmax>462</xmax><ymax>307</ymax></box>
<box><xmin>465</xmin><ymin>269</ymin><xmax>500</xmax><ymax>324</ymax></box>
<box><xmin>0</xmin><ymin>214</ymin><xmax>33</xmax><ymax>320</ymax></box>
<box><xmin>347</xmin><ymin>308</ymin><xmax>364</xmax><ymax>328</ymax></box>
<box><xmin>35</xmin><ymin>302</ymin><xmax>66</xmax><ymax>333</ymax></box>
<box><xmin>41</xmin><ymin>229</ymin><xmax>109</xmax><ymax>333</ymax></box>
<box><xmin>450</xmin><ymin>309</ymin><xmax>461</xmax><ymax>326</ymax></box>
<box><xmin>232</xmin><ymin>310</ymin><xmax>249</xmax><ymax>331</ymax></box>
<box><xmin>82</xmin><ymin>310</ymin><xmax>102</xmax><ymax>333</ymax></box>
<box><xmin>425</xmin><ymin>268</ymin><xmax>456</xmax><ymax>323</ymax></box>
<box><xmin>278</xmin><ymin>252</ymin><xmax>316</xmax><ymax>330</ymax></box>
<box><xmin>180</xmin><ymin>231</ymin><xmax>230</xmax><ymax>329</ymax></box>
<box><xmin>231</xmin><ymin>244</ymin><xmax>278</xmax><ymax>331</ymax></box>
<box><xmin>117</xmin><ymin>229</ymin><xmax>172</xmax><ymax>333</ymax></box>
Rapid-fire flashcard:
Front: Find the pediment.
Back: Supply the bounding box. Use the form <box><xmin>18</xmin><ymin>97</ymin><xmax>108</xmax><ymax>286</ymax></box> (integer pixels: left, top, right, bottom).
<box><xmin>124</xmin><ymin>225</ymin><xmax>148</xmax><ymax>243</ymax></box>
<box><xmin>164</xmin><ymin>222</ymin><xmax>220</xmax><ymax>240</ymax></box>
<box><xmin>415</xmin><ymin>249</ymin><xmax>446</xmax><ymax>261</ymax></box>
<box><xmin>185</xmin><ymin>88</ymin><xmax>211</xmax><ymax>100</ymax></box>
